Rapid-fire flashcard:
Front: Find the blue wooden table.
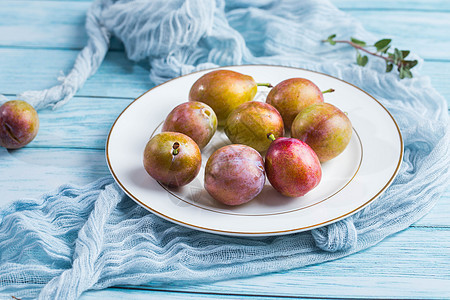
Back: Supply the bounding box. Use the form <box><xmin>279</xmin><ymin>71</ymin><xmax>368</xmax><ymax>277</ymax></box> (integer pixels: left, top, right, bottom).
<box><xmin>1</xmin><ymin>0</ymin><xmax>449</xmax><ymax>298</ymax></box>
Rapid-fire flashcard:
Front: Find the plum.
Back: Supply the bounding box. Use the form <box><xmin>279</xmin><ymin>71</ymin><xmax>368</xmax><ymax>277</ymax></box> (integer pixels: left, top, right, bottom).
<box><xmin>265</xmin><ymin>137</ymin><xmax>321</xmax><ymax>197</ymax></box>
<box><xmin>143</xmin><ymin>132</ymin><xmax>201</xmax><ymax>187</ymax></box>
<box><xmin>291</xmin><ymin>102</ymin><xmax>352</xmax><ymax>162</ymax></box>
<box><xmin>162</xmin><ymin>101</ymin><xmax>217</xmax><ymax>149</ymax></box>
<box><xmin>189</xmin><ymin>70</ymin><xmax>259</xmax><ymax>126</ymax></box>
<box><xmin>266</xmin><ymin>78</ymin><xmax>324</xmax><ymax>129</ymax></box>
<box><xmin>224</xmin><ymin>101</ymin><xmax>284</xmax><ymax>152</ymax></box>
<box><xmin>0</xmin><ymin>100</ymin><xmax>39</xmax><ymax>149</ymax></box>
<box><xmin>204</xmin><ymin>144</ymin><xmax>265</xmax><ymax>206</ymax></box>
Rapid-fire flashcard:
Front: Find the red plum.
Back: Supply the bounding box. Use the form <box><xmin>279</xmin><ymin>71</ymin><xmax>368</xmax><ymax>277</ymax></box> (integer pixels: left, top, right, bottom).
<box><xmin>162</xmin><ymin>101</ymin><xmax>217</xmax><ymax>149</ymax></box>
<box><xmin>291</xmin><ymin>102</ymin><xmax>352</xmax><ymax>162</ymax></box>
<box><xmin>0</xmin><ymin>100</ymin><xmax>39</xmax><ymax>149</ymax></box>
<box><xmin>204</xmin><ymin>144</ymin><xmax>265</xmax><ymax>206</ymax></box>
<box><xmin>265</xmin><ymin>137</ymin><xmax>322</xmax><ymax>197</ymax></box>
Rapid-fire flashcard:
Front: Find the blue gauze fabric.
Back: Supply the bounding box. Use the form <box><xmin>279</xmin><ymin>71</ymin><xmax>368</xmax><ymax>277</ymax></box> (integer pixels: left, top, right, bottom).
<box><xmin>1</xmin><ymin>0</ymin><xmax>449</xmax><ymax>299</ymax></box>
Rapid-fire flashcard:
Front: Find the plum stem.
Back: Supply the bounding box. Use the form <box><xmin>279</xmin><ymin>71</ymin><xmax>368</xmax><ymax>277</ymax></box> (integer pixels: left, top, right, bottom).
<box><xmin>172</xmin><ymin>142</ymin><xmax>180</xmax><ymax>155</ymax></box>
<box><xmin>322</xmin><ymin>88</ymin><xmax>335</xmax><ymax>94</ymax></box>
<box><xmin>257</xmin><ymin>82</ymin><xmax>273</xmax><ymax>88</ymax></box>
<box><xmin>267</xmin><ymin>133</ymin><xmax>276</xmax><ymax>142</ymax></box>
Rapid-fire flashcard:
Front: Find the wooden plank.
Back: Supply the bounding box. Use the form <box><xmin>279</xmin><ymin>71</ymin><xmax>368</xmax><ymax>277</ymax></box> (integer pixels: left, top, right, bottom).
<box><xmin>332</xmin><ymin>0</ymin><xmax>450</xmax><ymax>11</ymax></box>
<box><xmin>12</xmin><ymin>0</ymin><xmax>450</xmax><ymax>10</ymax></box>
<box><xmin>421</xmin><ymin>60</ymin><xmax>450</xmax><ymax>105</ymax></box>
<box><xmin>34</xmin><ymin>0</ymin><xmax>92</xmax><ymax>1</ymax></box>
<box><xmin>0</xmin><ymin>1</ymin><xmax>449</xmax><ymax>61</ymax></box>
<box><xmin>0</xmin><ymin>48</ymin><xmax>449</xmax><ymax>107</ymax></box>
<box><xmin>33</xmin><ymin>96</ymin><xmax>132</xmax><ymax>150</ymax></box>
<box><xmin>413</xmin><ymin>189</ymin><xmax>450</xmax><ymax>228</ymax></box>
<box><xmin>0</xmin><ymin>48</ymin><xmax>152</xmax><ymax>99</ymax></box>
<box><xmin>79</xmin><ymin>287</ymin><xmax>300</xmax><ymax>300</ymax></box>
<box><xmin>339</xmin><ymin>10</ymin><xmax>450</xmax><ymax>60</ymax></box>
<box><xmin>0</xmin><ymin>0</ymin><xmax>89</xmax><ymax>49</ymax></box>
<box><xmin>77</xmin><ymin>227</ymin><xmax>450</xmax><ymax>299</ymax></box>
<box><xmin>0</xmin><ymin>148</ymin><xmax>109</xmax><ymax>206</ymax></box>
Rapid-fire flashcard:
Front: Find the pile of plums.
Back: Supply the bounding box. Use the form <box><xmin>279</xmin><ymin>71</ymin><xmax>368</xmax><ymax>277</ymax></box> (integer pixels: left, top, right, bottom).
<box><xmin>143</xmin><ymin>70</ymin><xmax>352</xmax><ymax>206</ymax></box>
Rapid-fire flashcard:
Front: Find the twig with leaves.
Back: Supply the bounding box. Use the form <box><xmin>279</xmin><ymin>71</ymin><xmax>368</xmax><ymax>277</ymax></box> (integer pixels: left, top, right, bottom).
<box><xmin>323</xmin><ymin>34</ymin><xmax>418</xmax><ymax>79</ymax></box>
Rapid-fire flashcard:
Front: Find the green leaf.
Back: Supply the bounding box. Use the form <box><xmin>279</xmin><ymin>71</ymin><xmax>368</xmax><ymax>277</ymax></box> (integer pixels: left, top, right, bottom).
<box><xmin>356</xmin><ymin>52</ymin><xmax>368</xmax><ymax>66</ymax></box>
<box><xmin>401</xmin><ymin>50</ymin><xmax>410</xmax><ymax>59</ymax></box>
<box><xmin>381</xmin><ymin>45</ymin><xmax>391</xmax><ymax>54</ymax></box>
<box><xmin>403</xmin><ymin>59</ymin><xmax>418</xmax><ymax>69</ymax></box>
<box><xmin>399</xmin><ymin>67</ymin><xmax>405</xmax><ymax>79</ymax></box>
<box><xmin>404</xmin><ymin>68</ymin><xmax>413</xmax><ymax>78</ymax></box>
<box><xmin>386</xmin><ymin>62</ymin><xmax>394</xmax><ymax>73</ymax></box>
<box><xmin>399</xmin><ymin>66</ymin><xmax>413</xmax><ymax>79</ymax></box>
<box><xmin>356</xmin><ymin>52</ymin><xmax>362</xmax><ymax>65</ymax></box>
<box><xmin>325</xmin><ymin>34</ymin><xmax>337</xmax><ymax>45</ymax></box>
<box><xmin>393</xmin><ymin>48</ymin><xmax>402</xmax><ymax>63</ymax></box>
<box><xmin>374</xmin><ymin>39</ymin><xmax>392</xmax><ymax>52</ymax></box>
<box><xmin>362</xmin><ymin>55</ymin><xmax>368</xmax><ymax>66</ymax></box>
<box><xmin>351</xmin><ymin>37</ymin><xmax>367</xmax><ymax>47</ymax></box>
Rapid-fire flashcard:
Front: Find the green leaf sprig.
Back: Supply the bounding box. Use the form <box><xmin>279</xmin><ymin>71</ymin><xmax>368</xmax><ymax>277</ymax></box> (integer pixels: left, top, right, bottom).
<box><xmin>323</xmin><ymin>34</ymin><xmax>418</xmax><ymax>79</ymax></box>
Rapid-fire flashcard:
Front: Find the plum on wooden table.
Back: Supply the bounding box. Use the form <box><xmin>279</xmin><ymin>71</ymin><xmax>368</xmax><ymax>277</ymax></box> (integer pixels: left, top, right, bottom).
<box><xmin>0</xmin><ymin>100</ymin><xmax>39</xmax><ymax>149</ymax></box>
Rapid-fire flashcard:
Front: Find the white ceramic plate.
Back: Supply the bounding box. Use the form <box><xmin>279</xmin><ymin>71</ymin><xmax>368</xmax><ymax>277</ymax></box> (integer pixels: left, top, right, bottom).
<box><xmin>106</xmin><ymin>65</ymin><xmax>403</xmax><ymax>236</ymax></box>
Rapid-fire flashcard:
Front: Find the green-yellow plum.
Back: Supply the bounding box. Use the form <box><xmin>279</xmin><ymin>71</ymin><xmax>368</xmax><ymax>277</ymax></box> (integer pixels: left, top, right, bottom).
<box><xmin>224</xmin><ymin>101</ymin><xmax>284</xmax><ymax>152</ymax></box>
<box><xmin>143</xmin><ymin>132</ymin><xmax>201</xmax><ymax>187</ymax></box>
<box><xmin>0</xmin><ymin>100</ymin><xmax>39</xmax><ymax>149</ymax></box>
<box><xmin>162</xmin><ymin>101</ymin><xmax>217</xmax><ymax>149</ymax></box>
<box><xmin>266</xmin><ymin>78</ymin><xmax>324</xmax><ymax>129</ymax></box>
<box><xmin>291</xmin><ymin>102</ymin><xmax>352</xmax><ymax>162</ymax></box>
<box><xmin>189</xmin><ymin>70</ymin><xmax>258</xmax><ymax>126</ymax></box>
